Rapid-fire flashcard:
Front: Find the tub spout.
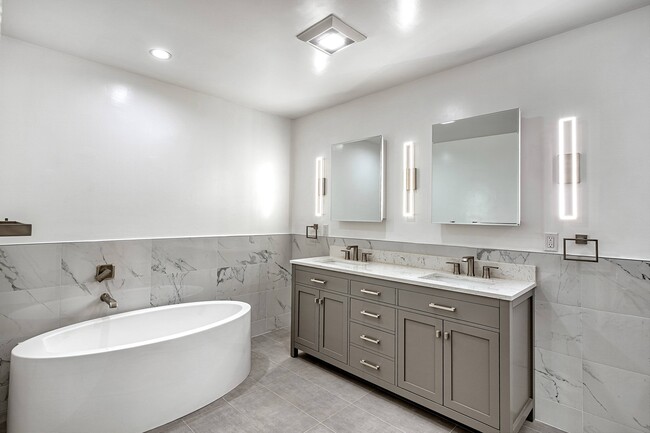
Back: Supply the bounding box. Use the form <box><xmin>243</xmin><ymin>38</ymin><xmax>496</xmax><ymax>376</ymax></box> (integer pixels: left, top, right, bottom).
<box><xmin>100</xmin><ymin>293</ymin><xmax>118</xmax><ymax>309</ymax></box>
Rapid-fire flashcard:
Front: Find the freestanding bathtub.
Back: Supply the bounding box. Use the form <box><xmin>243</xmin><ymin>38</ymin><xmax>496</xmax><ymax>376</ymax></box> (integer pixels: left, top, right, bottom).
<box><xmin>8</xmin><ymin>301</ymin><xmax>251</xmax><ymax>433</ymax></box>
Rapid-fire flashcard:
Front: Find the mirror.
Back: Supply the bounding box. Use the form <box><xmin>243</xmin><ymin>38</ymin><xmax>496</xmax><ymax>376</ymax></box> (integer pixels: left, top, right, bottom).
<box><xmin>431</xmin><ymin>108</ymin><xmax>520</xmax><ymax>225</ymax></box>
<box><xmin>331</xmin><ymin>135</ymin><xmax>385</xmax><ymax>222</ymax></box>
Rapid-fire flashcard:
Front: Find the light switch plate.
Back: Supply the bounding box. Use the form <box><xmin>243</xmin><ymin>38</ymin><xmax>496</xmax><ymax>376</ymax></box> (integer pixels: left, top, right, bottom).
<box><xmin>544</xmin><ymin>233</ymin><xmax>559</xmax><ymax>252</ymax></box>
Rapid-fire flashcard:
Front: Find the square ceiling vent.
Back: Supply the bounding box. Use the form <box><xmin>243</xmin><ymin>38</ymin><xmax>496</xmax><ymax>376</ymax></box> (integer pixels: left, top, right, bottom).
<box><xmin>297</xmin><ymin>14</ymin><xmax>366</xmax><ymax>55</ymax></box>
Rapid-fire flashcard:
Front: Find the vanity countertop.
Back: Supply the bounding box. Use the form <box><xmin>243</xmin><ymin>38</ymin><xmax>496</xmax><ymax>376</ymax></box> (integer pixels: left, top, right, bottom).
<box><xmin>290</xmin><ymin>256</ymin><xmax>535</xmax><ymax>301</ymax></box>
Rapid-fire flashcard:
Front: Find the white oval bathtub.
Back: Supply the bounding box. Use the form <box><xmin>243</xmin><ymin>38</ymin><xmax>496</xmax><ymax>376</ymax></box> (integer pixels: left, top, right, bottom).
<box><xmin>7</xmin><ymin>301</ymin><xmax>251</xmax><ymax>433</ymax></box>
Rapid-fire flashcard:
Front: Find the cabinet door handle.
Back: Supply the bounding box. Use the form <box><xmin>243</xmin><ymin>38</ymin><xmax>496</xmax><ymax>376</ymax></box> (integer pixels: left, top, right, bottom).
<box><xmin>436</xmin><ymin>330</ymin><xmax>441</xmax><ymax>338</ymax></box>
<box><xmin>360</xmin><ymin>334</ymin><xmax>380</xmax><ymax>344</ymax></box>
<box><xmin>310</xmin><ymin>278</ymin><xmax>326</xmax><ymax>285</ymax></box>
<box><xmin>360</xmin><ymin>310</ymin><xmax>381</xmax><ymax>319</ymax></box>
<box><xmin>359</xmin><ymin>359</ymin><xmax>380</xmax><ymax>370</ymax></box>
<box><xmin>314</xmin><ymin>298</ymin><xmax>323</xmax><ymax>304</ymax></box>
<box><xmin>429</xmin><ymin>303</ymin><xmax>456</xmax><ymax>312</ymax></box>
<box><xmin>444</xmin><ymin>332</ymin><xmax>450</xmax><ymax>340</ymax></box>
<box><xmin>360</xmin><ymin>288</ymin><xmax>381</xmax><ymax>296</ymax></box>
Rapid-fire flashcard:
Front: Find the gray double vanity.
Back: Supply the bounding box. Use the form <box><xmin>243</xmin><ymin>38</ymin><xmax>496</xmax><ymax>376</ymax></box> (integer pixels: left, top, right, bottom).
<box><xmin>290</xmin><ymin>254</ymin><xmax>535</xmax><ymax>433</ymax></box>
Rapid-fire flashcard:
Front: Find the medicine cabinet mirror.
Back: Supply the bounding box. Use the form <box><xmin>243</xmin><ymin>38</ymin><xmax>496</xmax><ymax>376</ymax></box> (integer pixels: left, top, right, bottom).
<box><xmin>331</xmin><ymin>135</ymin><xmax>385</xmax><ymax>222</ymax></box>
<box><xmin>431</xmin><ymin>108</ymin><xmax>520</xmax><ymax>225</ymax></box>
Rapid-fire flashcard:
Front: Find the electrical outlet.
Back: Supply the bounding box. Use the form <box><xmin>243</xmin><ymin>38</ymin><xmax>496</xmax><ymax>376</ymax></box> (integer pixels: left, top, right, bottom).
<box><xmin>544</xmin><ymin>233</ymin><xmax>559</xmax><ymax>252</ymax></box>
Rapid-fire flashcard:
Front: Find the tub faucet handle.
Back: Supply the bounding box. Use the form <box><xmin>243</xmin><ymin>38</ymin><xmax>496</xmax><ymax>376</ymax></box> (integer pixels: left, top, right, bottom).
<box><xmin>100</xmin><ymin>292</ymin><xmax>118</xmax><ymax>309</ymax></box>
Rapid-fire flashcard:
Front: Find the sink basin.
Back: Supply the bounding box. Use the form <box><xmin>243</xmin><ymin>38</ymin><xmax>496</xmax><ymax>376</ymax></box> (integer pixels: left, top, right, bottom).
<box><xmin>419</xmin><ymin>272</ymin><xmax>494</xmax><ymax>286</ymax></box>
<box><xmin>316</xmin><ymin>258</ymin><xmax>367</xmax><ymax>270</ymax></box>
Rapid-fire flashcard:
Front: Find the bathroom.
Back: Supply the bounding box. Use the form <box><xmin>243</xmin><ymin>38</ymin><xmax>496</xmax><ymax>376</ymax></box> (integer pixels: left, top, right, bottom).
<box><xmin>0</xmin><ymin>1</ymin><xmax>648</xmax><ymax>432</ymax></box>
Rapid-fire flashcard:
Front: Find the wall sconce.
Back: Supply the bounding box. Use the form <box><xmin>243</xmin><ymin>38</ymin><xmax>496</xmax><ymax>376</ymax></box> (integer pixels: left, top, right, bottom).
<box><xmin>315</xmin><ymin>157</ymin><xmax>326</xmax><ymax>216</ymax></box>
<box><xmin>403</xmin><ymin>141</ymin><xmax>416</xmax><ymax>217</ymax></box>
<box><xmin>558</xmin><ymin>117</ymin><xmax>580</xmax><ymax>220</ymax></box>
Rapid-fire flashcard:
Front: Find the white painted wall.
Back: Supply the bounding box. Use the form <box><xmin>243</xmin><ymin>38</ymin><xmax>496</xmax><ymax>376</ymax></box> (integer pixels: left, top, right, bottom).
<box><xmin>0</xmin><ymin>36</ymin><xmax>291</xmax><ymax>244</ymax></box>
<box><xmin>291</xmin><ymin>7</ymin><xmax>650</xmax><ymax>260</ymax></box>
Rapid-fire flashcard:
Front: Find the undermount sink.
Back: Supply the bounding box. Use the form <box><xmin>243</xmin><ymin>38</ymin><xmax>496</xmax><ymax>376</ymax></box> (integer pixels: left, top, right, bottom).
<box><xmin>316</xmin><ymin>258</ymin><xmax>367</xmax><ymax>269</ymax></box>
<box><xmin>419</xmin><ymin>272</ymin><xmax>495</xmax><ymax>286</ymax></box>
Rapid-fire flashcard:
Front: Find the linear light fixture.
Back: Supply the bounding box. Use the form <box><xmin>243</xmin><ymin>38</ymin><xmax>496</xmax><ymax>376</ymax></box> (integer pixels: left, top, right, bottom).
<box><xmin>315</xmin><ymin>157</ymin><xmax>326</xmax><ymax>216</ymax></box>
<box><xmin>297</xmin><ymin>14</ymin><xmax>366</xmax><ymax>55</ymax></box>
<box><xmin>558</xmin><ymin>116</ymin><xmax>578</xmax><ymax>220</ymax></box>
<box><xmin>403</xmin><ymin>141</ymin><xmax>416</xmax><ymax>217</ymax></box>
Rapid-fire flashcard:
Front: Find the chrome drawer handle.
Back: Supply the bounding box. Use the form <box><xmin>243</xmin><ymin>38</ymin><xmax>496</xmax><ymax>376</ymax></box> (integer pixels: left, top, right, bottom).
<box><xmin>359</xmin><ymin>334</ymin><xmax>380</xmax><ymax>344</ymax></box>
<box><xmin>360</xmin><ymin>359</ymin><xmax>380</xmax><ymax>370</ymax></box>
<box><xmin>428</xmin><ymin>303</ymin><xmax>456</xmax><ymax>312</ymax></box>
<box><xmin>360</xmin><ymin>310</ymin><xmax>381</xmax><ymax>319</ymax></box>
<box><xmin>310</xmin><ymin>278</ymin><xmax>326</xmax><ymax>284</ymax></box>
<box><xmin>359</xmin><ymin>288</ymin><xmax>381</xmax><ymax>296</ymax></box>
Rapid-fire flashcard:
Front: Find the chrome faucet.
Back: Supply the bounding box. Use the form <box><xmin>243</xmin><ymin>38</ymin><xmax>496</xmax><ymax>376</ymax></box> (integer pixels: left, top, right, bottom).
<box><xmin>346</xmin><ymin>245</ymin><xmax>359</xmax><ymax>261</ymax></box>
<box><xmin>100</xmin><ymin>292</ymin><xmax>118</xmax><ymax>309</ymax></box>
<box><xmin>461</xmin><ymin>256</ymin><xmax>475</xmax><ymax>277</ymax></box>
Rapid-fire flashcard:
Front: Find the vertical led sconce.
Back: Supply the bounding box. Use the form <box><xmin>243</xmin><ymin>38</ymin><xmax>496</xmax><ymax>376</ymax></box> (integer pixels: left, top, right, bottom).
<box><xmin>558</xmin><ymin>117</ymin><xmax>580</xmax><ymax>220</ymax></box>
<box><xmin>403</xmin><ymin>141</ymin><xmax>416</xmax><ymax>217</ymax></box>
<box><xmin>315</xmin><ymin>157</ymin><xmax>326</xmax><ymax>216</ymax></box>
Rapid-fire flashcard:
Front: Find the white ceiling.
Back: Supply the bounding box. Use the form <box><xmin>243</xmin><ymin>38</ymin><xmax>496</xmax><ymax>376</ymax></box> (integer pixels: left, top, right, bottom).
<box><xmin>2</xmin><ymin>0</ymin><xmax>648</xmax><ymax>118</ymax></box>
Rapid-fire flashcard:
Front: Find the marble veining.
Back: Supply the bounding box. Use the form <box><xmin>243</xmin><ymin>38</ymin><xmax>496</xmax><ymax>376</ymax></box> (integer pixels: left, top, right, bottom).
<box><xmin>292</xmin><ymin>255</ymin><xmax>535</xmax><ymax>300</ymax></box>
<box><xmin>291</xmin><ymin>235</ymin><xmax>650</xmax><ymax>433</ymax></box>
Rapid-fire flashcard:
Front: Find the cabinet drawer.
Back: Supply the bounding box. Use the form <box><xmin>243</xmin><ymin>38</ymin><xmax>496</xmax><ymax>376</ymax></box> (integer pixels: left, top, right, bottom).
<box><xmin>295</xmin><ymin>269</ymin><xmax>348</xmax><ymax>293</ymax></box>
<box><xmin>349</xmin><ymin>322</ymin><xmax>395</xmax><ymax>359</ymax></box>
<box><xmin>351</xmin><ymin>281</ymin><xmax>396</xmax><ymax>304</ymax></box>
<box><xmin>350</xmin><ymin>298</ymin><xmax>396</xmax><ymax>332</ymax></box>
<box><xmin>398</xmin><ymin>290</ymin><xmax>499</xmax><ymax>328</ymax></box>
<box><xmin>350</xmin><ymin>345</ymin><xmax>395</xmax><ymax>384</ymax></box>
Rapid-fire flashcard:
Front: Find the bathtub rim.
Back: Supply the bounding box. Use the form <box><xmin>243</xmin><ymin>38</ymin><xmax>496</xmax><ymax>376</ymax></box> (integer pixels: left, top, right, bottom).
<box><xmin>11</xmin><ymin>300</ymin><xmax>251</xmax><ymax>360</ymax></box>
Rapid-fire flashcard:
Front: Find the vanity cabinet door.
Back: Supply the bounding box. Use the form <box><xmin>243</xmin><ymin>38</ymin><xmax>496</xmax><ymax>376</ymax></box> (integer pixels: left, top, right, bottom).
<box><xmin>294</xmin><ymin>285</ymin><xmax>320</xmax><ymax>350</ymax></box>
<box><xmin>319</xmin><ymin>291</ymin><xmax>349</xmax><ymax>363</ymax></box>
<box><xmin>443</xmin><ymin>321</ymin><xmax>500</xmax><ymax>429</ymax></box>
<box><xmin>397</xmin><ymin>311</ymin><xmax>443</xmax><ymax>404</ymax></box>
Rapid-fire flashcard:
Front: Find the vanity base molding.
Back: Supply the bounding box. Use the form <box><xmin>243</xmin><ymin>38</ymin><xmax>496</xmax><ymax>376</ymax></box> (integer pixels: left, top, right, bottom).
<box><xmin>290</xmin><ymin>264</ymin><xmax>534</xmax><ymax>433</ymax></box>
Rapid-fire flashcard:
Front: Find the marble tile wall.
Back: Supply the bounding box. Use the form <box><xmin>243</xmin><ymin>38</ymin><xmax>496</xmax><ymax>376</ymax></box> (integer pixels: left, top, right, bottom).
<box><xmin>0</xmin><ymin>234</ymin><xmax>292</xmax><ymax>424</ymax></box>
<box><xmin>292</xmin><ymin>235</ymin><xmax>650</xmax><ymax>433</ymax></box>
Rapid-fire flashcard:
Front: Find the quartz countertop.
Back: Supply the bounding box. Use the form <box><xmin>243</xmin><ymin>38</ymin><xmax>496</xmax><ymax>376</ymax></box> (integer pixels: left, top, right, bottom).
<box><xmin>290</xmin><ymin>256</ymin><xmax>535</xmax><ymax>301</ymax></box>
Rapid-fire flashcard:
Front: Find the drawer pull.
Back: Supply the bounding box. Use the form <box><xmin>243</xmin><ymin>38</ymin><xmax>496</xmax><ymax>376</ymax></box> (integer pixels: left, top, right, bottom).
<box><xmin>310</xmin><ymin>278</ymin><xmax>326</xmax><ymax>285</ymax></box>
<box><xmin>360</xmin><ymin>288</ymin><xmax>381</xmax><ymax>296</ymax></box>
<box><xmin>359</xmin><ymin>359</ymin><xmax>380</xmax><ymax>370</ymax></box>
<box><xmin>359</xmin><ymin>334</ymin><xmax>380</xmax><ymax>344</ymax></box>
<box><xmin>428</xmin><ymin>303</ymin><xmax>456</xmax><ymax>312</ymax></box>
<box><xmin>360</xmin><ymin>310</ymin><xmax>381</xmax><ymax>319</ymax></box>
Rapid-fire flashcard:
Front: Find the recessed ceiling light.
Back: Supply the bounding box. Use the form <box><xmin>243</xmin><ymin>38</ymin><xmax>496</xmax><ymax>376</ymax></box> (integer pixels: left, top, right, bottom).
<box><xmin>297</xmin><ymin>14</ymin><xmax>366</xmax><ymax>55</ymax></box>
<box><xmin>149</xmin><ymin>49</ymin><xmax>172</xmax><ymax>60</ymax></box>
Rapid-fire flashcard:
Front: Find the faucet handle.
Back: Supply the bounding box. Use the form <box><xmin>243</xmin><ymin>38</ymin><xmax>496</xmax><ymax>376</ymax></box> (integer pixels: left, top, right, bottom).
<box><xmin>482</xmin><ymin>266</ymin><xmax>499</xmax><ymax>279</ymax></box>
<box><xmin>361</xmin><ymin>252</ymin><xmax>373</xmax><ymax>262</ymax></box>
<box><xmin>341</xmin><ymin>249</ymin><xmax>351</xmax><ymax>260</ymax></box>
<box><xmin>446</xmin><ymin>261</ymin><xmax>461</xmax><ymax>275</ymax></box>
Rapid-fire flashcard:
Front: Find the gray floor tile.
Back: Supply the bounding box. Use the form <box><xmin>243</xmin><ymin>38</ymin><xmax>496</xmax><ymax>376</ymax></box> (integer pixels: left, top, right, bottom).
<box><xmin>354</xmin><ymin>391</ymin><xmax>455</xmax><ymax>433</ymax></box>
<box><xmin>264</xmin><ymin>372</ymin><xmax>350</xmax><ymax>421</ymax></box>
<box><xmin>524</xmin><ymin>420</ymin><xmax>568</xmax><ymax>433</ymax></box>
<box><xmin>253</xmin><ymin>335</ymin><xmax>295</xmax><ymax>364</ymax></box>
<box><xmin>295</xmin><ymin>361</ymin><xmax>371</xmax><ymax>403</ymax></box>
<box><xmin>322</xmin><ymin>405</ymin><xmax>404</xmax><ymax>433</ymax></box>
<box><xmin>223</xmin><ymin>351</ymin><xmax>288</xmax><ymax>400</ymax></box>
<box><xmin>184</xmin><ymin>400</ymin><xmax>261</xmax><ymax>433</ymax></box>
<box><xmin>265</xmin><ymin>327</ymin><xmax>290</xmax><ymax>342</ymax></box>
<box><xmin>306</xmin><ymin>424</ymin><xmax>336</xmax><ymax>433</ymax></box>
<box><xmin>146</xmin><ymin>419</ymin><xmax>193</xmax><ymax>433</ymax></box>
<box><xmin>228</xmin><ymin>386</ymin><xmax>319</xmax><ymax>433</ymax></box>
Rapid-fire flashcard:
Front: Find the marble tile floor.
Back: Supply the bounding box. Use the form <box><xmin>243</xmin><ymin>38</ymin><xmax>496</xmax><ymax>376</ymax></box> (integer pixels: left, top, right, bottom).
<box><xmin>148</xmin><ymin>329</ymin><xmax>566</xmax><ymax>433</ymax></box>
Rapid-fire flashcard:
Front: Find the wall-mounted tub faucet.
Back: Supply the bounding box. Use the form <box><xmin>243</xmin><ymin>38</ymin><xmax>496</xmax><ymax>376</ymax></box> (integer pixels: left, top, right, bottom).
<box><xmin>100</xmin><ymin>292</ymin><xmax>118</xmax><ymax>308</ymax></box>
<box><xmin>95</xmin><ymin>264</ymin><xmax>115</xmax><ymax>282</ymax></box>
